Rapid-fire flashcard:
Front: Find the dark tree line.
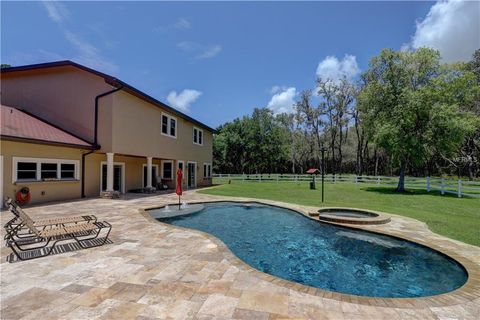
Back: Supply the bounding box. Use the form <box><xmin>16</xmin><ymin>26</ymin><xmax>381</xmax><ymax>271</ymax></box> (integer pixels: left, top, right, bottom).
<box><xmin>213</xmin><ymin>48</ymin><xmax>480</xmax><ymax>190</ymax></box>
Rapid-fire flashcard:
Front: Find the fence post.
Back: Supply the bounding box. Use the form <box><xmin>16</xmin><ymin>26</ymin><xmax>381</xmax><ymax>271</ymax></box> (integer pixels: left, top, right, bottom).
<box><xmin>334</xmin><ymin>174</ymin><xmax>337</xmax><ymax>184</ymax></box>
<box><xmin>457</xmin><ymin>180</ymin><xmax>462</xmax><ymax>198</ymax></box>
<box><xmin>242</xmin><ymin>174</ymin><xmax>245</xmax><ymax>183</ymax></box>
<box><xmin>377</xmin><ymin>176</ymin><xmax>380</xmax><ymax>185</ymax></box>
<box><xmin>277</xmin><ymin>174</ymin><xmax>279</xmax><ymax>182</ymax></box>
<box><xmin>426</xmin><ymin>177</ymin><xmax>431</xmax><ymax>192</ymax></box>
<box><xmin>355</xmin><ymin>176</ymin><xmax>358</xmax><ymax>184</ymax></box>
<box><xmin>440</xmin><ymin>178</ymin><xmax>445</xmax><ymax>195</ymax></box>
<box><xmin>259</xmin><ymin>174</ymin><xmax>262</xmax><ymax>183</ymax></box>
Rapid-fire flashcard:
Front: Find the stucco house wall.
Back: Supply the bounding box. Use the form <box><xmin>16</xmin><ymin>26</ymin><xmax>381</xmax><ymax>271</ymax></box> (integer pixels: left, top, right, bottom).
<box><xmin>1</xmin><ymin>66</ymin><xmax>113</xmax><ymax>143</ymax></box>
<box><xmin>0</xmin><ymin>140</ymin><xmax>84</xmax><ymax>204</ymax></box>
<box><xmin>109</xmin><ymin>92</ymin><xmax>213</xmax><ymax>160</ymax></box>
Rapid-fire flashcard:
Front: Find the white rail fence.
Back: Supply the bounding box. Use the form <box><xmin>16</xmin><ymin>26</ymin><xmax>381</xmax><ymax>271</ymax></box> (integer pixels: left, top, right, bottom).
<box><xmin>213</xmin><ymin>174</ymin><xmax>480</xmax><ymax>198</ymax></box>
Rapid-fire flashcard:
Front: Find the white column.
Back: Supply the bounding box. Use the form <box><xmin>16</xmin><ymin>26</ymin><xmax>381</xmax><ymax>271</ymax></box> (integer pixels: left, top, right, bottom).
<box><xmin>106</xmin><ymin>152</ymin><xmax>114</xmax><ymax>192</ymax></box>
<box><xmin>146</xmin><ymin>157</ymin><xmax>153</xmax><ymax>188</ymax></box>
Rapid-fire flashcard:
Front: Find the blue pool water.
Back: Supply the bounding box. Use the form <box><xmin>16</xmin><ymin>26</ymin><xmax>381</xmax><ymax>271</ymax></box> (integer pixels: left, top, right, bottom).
<box><xmin>157</xmin><ymin>202</ymin><xmax>468</xmax><ymax>298</ymax></box>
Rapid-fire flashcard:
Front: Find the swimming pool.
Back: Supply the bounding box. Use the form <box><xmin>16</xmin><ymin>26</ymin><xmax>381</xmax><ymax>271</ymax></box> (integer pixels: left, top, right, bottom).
<box><xmin>155</xmin><ymin>202</ymin><xmax>468</xmax><ymax>298</ymax></box>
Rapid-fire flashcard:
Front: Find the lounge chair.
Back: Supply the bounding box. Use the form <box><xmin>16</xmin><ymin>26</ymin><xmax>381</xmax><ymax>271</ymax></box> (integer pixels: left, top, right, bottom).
<box><xmin>4</xmin><ymin>198</ymin><xmax>97</xmax><ymax>240</ymax></box>
<box><xmin>4</xmin><ymin>199</ymin><xmax>111</xmax><ymax>261</ymax></box>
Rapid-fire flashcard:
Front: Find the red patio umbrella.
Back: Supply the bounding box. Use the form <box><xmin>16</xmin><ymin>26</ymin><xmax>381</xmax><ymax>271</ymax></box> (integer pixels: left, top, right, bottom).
<box><xmin>176</xmin><ymin>168</ymin><xmax>183</xmax><ymax>209</ymax></box>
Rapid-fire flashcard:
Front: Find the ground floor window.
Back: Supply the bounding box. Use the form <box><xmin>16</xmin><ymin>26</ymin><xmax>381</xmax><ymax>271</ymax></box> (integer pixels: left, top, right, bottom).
<box><xmin>61</xmin><ymin>164</ymin><xmax>76</xmax><ymax>179</ymax></box>
<box><xmin>162</xmin><ymin>161</ymin><xmax>173</xmax><ymax>179</ymax></box>
<box><xmin>16</xmin><ymin>162</ymin><xmax>37</xmax><ymax>180</ymax></box>
<box><xmin>41</xmin><ymin>163</ymin><xmax>58</xmax><ymax>179</ymax></box>
<box><xmin>203</xmin><ymin>163</ymin><xmax>212</xmax><ymax>178</ymax></box>
<box><xmin>13</xmin><ymin>157</ymin><xmax>79</xmax><ymax>183</ymax></box>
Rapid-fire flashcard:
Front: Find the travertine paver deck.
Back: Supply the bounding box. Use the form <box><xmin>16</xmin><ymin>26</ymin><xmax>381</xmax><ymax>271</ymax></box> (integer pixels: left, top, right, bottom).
<box><xmin>1</xmin><ymin>190</ymin><xmax>479</xmax><ymax>319</ymax></box>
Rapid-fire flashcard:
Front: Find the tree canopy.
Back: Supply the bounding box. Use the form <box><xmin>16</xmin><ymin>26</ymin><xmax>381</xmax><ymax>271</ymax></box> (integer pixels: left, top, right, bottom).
<box><xmin>213</xmin><ymin>48</ymin><xmax>480</xmax><ymax>189</ymax></box>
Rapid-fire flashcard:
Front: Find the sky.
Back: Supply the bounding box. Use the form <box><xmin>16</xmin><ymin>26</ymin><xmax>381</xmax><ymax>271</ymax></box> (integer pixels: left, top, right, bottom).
<box><xmin>2</xmin><ymin>1</ymin><xmax>479</xmax><ymax>128</ymax></box>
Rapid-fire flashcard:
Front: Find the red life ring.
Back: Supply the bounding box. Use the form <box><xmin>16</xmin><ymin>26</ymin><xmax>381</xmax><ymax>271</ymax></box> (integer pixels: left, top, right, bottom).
<box><xmin>16</xmin><ymin>187</ymin><xmax>31</xmax><ymax>205</ymax></box>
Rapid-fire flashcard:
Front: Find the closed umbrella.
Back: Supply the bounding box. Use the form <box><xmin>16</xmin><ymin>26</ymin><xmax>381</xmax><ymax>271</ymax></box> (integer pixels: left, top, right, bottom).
<box><xmin>176</xmin><ymin>168</ymin><xmax>183</xmax><ymax>209</ymax></box>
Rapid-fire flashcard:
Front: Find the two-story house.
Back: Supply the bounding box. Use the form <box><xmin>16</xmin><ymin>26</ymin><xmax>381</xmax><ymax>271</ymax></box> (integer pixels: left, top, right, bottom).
<box><xmin>0</xmin><ymin>61</ymin><xmax>214</xmax><ymax>205</ymax></box>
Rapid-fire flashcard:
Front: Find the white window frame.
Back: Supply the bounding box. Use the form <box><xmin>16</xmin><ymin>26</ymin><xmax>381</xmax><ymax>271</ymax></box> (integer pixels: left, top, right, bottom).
<box><xmin>203</xmin><ymin>163</ymin><xmax>212</xmax><ymax>178</ymax></box>
<box><xmin>142</xmin><ymin>163</ymin><xmax>159</xmax><ymax>187</ymax></box>
<box><xmin>161</xmin><ymin>160</ymin><xmax>174</xmax><ymax>180</ymax></box>
<box><xmin>12</xmin><ymin>157</ymin><xmax>80</xmax><ymax>183</ymax></box>
<box><xmin>161</xmin><ymin>113</ymin><xmax>177</xmax><ymax>139</ymax></box>
<box><xmin>99</xmin><ymin>161</ymin><xmax>125</xmax><ymax>193</ymax></box>
<box><xmin>193</xmin><ymin>127</ymin><xmax>203</xmax><ymax>146</ymax></box>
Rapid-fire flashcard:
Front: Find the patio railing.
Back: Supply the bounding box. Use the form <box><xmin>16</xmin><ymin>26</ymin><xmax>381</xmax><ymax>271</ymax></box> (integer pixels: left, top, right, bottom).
<box><xmin>212</xmin><ymin>173</ymin><xmax>480</xmax><ymax>198</ymax></box>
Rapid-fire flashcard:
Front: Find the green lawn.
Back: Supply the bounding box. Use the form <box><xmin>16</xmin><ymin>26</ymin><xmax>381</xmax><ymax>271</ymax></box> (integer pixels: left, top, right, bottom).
<box><xmin>199</xmin><ymin>180</ymin><xmax>480</xmax><ymax>247</ymax></box>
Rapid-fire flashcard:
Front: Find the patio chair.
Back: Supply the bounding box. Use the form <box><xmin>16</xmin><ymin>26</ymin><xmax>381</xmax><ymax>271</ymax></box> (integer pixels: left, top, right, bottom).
<box><xmin>4</xmin><ymin>205</ymin><xmax>112</xmax><ymax>261</ymax></box>
<box><xmin>4</xmin><ymin>198</ymin><xmax>97</xmax><ymax>240</ymax></box>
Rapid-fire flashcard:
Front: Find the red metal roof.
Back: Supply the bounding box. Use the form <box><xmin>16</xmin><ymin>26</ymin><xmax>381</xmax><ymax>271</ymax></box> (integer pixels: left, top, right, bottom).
<box><xmin>306</xmin><ymin>168</ymin><xmax>321</xmax><ymax>174</ymax></box>
<box><xmin>1</xmin><ymin>105</ymin><xmax>92</xmax><ymax>148</ymax></box>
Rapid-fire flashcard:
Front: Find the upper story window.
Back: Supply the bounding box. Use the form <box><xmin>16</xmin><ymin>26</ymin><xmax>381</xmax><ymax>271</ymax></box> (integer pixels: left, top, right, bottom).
<box><xmin>161</xmin><ymin>113</ymin><xmax>177</xmax><ymax>138</ymax></box>
<box><xmin>170</xmin><ymin>118</ymin><xmax>176</xmax><ymax>136</ymax></box>
<box><xmin>13</xmin><ymin>157</ymin><xmax>79</xmax><ymax>183</ymax></box>
<box><xmin>193</xmin><ymin>127</ymin><xmax>203</xmax><ymax>146</ymax></box>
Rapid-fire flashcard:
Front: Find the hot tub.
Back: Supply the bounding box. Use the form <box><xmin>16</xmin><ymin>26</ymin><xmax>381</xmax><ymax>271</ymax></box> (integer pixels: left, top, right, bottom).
<box><xmin>315</xmin><ymin>208</ymin><xmax>391</xmax><ymax>225</ymax></box>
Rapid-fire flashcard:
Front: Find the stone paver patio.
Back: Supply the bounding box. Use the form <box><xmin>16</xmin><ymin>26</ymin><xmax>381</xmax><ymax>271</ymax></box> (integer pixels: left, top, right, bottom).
<box><xmin>1</xmin><ymin>190</ymin><xmax>479</xmax><ymax>319</ymax></box>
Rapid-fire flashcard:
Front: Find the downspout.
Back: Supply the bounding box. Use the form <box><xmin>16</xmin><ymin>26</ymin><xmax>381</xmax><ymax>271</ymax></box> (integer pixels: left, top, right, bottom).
<box><xmin>81</xmin><ymin>150</ymin><xmax>94</xmax><ymax>198</ymax></box>
<box><xmin>82</xmin><ymin>85</ymin><xmax>123</xmax><ymax>198</ymax></box>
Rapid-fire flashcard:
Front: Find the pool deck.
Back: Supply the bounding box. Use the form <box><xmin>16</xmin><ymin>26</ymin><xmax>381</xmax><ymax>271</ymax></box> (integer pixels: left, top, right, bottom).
<box><xmin>1</xmin><ymin>190</ymin><xmax>479</xmax><ymax>319</ymax></box>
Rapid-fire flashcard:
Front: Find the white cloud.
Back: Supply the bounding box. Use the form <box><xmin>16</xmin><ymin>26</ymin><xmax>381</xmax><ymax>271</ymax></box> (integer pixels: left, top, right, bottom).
<box><xmin>267</xmin><ymin>87</ymin><xmax>297</xmax><ymax>114</ymax></box>
<box><xmin>5</xmin><ymin>50</ymin><xmax>65</xmax><ymax>66</ymax></box>
<box><xmin>177</xmin><ymin>41</ymin><xmax>194</xmax><ymax>51</ymax></box>
<box><xmin>41</xmin><ymin>1</ymin><xmax>69</xmax><ymax>23</ymax></box>
<box><xmin>174</xmin><ymin>18</ymin><xmax>191</xmax><ymax>30</ymax></box>
<box><xmin>409</xmin><ymin>0</ymin><xmax>479</xmax><ymax>62</ymax></box>
<box><xmin>39</xmin><ymin>1</ymin><xmax>118</xmax><ymax>74</ymax></box>
<box><xmin>156</xmin><ymin>18</ymin><xmax>192</xmax><ymax>32</ymax></box>
<box><xmin>64</xmin><ymin>31</ymin><xmax>119</xmax><ymax>75</ymax></box>
<box><xmin>270</xmin><ymin>85</ymin><xmax>287</xmax><ymax>95</ymax></box>
<box><xmin>177</xmin><ymin>42</ymin><xmax>222</xmax><ymax>59</ymax></box>
<box><xmin>316</xmin><ymin>54</ymin><xmax>360</xmax><ymax>83</ymax></box>
<box><xmin>167</xmin><ymin>89</ymin><xmax>202</xmax><ymax>112</ymax></box>
<box><xmin>196</xmin><ymin>45</ymin><xmax>222</xmax><ymax>59</ymax></box>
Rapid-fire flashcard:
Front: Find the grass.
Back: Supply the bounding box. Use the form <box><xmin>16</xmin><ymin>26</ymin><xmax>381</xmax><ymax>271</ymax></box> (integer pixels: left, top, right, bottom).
<box><xmin>199</xmin><ymin>179</ymin><xmax>480</xmax><ymax>247</ymax></box>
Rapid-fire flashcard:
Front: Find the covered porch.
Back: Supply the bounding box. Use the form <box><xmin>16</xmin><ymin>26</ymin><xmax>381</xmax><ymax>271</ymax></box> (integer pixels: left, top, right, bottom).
<box><xmin>86</xmin><ymin>153</ymin><xmax>198</xmax><ymax>199</ymax></box>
